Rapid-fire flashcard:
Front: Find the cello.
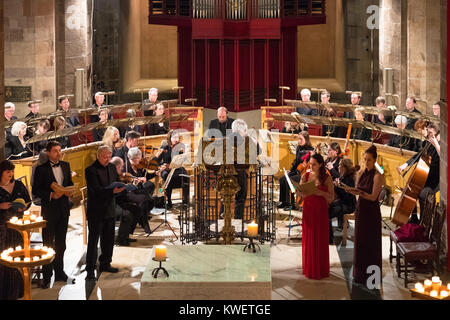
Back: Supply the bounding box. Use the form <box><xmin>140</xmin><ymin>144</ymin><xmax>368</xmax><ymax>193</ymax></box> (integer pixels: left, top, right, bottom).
<box><xmin>391</xmin><ymin>143</ymin><xmax>430</xmax><ymax>226</ymax></box>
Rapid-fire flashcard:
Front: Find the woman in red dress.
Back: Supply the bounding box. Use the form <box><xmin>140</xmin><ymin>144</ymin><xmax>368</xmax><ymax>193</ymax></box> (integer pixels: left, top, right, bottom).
<box><xmin>298</xmin><ymin>153</ymin><xmax>335</xmax><ymax>280</ymax></box>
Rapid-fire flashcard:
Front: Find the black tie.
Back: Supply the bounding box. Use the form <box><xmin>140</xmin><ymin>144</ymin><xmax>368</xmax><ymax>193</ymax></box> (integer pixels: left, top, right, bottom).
<box><xmin>51</xmin><ymin>162</ymin><xmax>60</xmax><ymax>168</ymax></box>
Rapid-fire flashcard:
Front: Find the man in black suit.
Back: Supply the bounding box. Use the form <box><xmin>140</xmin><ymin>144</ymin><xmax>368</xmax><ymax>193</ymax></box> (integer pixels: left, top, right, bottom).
<box><xmin>85</xmin><ymin>145</ymin><xmax>125</xmax><ymax>280</ymax></box>
<box><xmin>114</xmin><ymin>130</ymin><xmax>141</xmax><ymax>172</ymax></box>
<box><xmin>207</xmin><ymin>107</ymin><xmax>234</xmax><ymax>138</ymax></box>
<box><xmin>25</xmin><ymin>100</ymin><xmax>40</xmax><ymax>119</ymax></box>
<box><xmin>32</xmin><ymin>141</ymin><xmax>74</xmax><ymax>288</ymax></box>
<box><xmin>143</xmin><ymin>88</ymin><xmax>159</xmax><ymax>117</ymax></box>
<box><xmin>90</xmin><ymin>92</ymin><xmax>112</xmax><ymax>123</ymax></box>
<box><xmin>405</xmin><ymin>96</ymin><xmax>422</xmax><ymax>130</ymax></box>
<box><xmin>59</xmin><ymin>96</ymin><xmax>80</xmax><ymax>127</ymax></box>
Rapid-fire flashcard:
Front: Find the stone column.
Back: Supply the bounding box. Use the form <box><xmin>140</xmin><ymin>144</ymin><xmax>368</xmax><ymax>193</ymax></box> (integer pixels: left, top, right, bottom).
<box><xmin>407</xmin><ymin>0</ymin><xmax>445</xmax><ymax>114</ymax></box>
<box><xmin>379</xmin><ymin>0</ymin><xmax>408</xmax><ymax>107</ymax></box>
<box><xmin>55</xmin><ymin>0</ymin><xmax>93</xmax><ymax>108</ymax></box>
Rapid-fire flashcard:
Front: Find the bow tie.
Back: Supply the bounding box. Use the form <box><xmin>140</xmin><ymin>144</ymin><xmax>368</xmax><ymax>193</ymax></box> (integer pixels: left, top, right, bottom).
<box><xmin>51</xmin><ymin>162</ymin><xmax>60</xmax><ymax>168</ymax></box>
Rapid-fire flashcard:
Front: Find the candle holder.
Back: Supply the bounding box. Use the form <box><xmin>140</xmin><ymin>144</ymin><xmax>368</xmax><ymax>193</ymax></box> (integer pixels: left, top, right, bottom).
<box><xmin>243</xmin><ymin>237</ymin><xmax>260</xmax><ymax>253</ymax></box>
<box><xmin>151</xmin><ymin>257</ymin><xmax>169</xmax><ymax>278</ymax></box>
<box><xmin>410</xmin><ymin>279</ymin><xmax>450</xmax><ymax>300</ymax></box>
<box><xmin>0</xmin><ymin>217</ymin><xmax>55</xmax><ymax>300</ymax></box>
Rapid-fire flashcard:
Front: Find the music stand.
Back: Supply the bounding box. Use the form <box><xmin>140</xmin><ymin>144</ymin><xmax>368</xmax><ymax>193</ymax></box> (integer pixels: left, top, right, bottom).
<box><xmin>283</xmin><ymin>170</ymin><xmax>301</xmax><ymax>239</ymax></box>
<box><xmin>151</xmin><ymin>168</ymin><xmax>178</xmax><ymax>239</ymax></box>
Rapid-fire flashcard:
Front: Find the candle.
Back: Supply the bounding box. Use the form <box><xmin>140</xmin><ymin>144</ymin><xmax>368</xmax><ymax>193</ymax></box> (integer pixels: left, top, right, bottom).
<box><xmin>30</xmin><ymin>215</ymin><xmax>37</xmax><ymax>221</ymax></box>
<box><xmin>24</xmin><ymin>220</ymin><xmax>30</xmax><ymax>225</ymax></box>
<box><xmin>7</xmin><ymin>248</ymin><xmax>13</xmax><ymax>253</ymax></box>
<box><xmin>10</xmin><ymin>216</ymin><xmax>18</xmax><ymax>223</ymax></box>
<box><xmin>24</xmin><ymin>257</ymin><xmax>30</xmax><ymax>263</ymax></box>
<box><xmin>24</xmin><ymin>211</ymin><xmax>30</xmax><ymax>216</ymax></box>
<box><xmin>36</xmin><ymin>216</ymin><xmax>43</xmax><ymax>222</ymax></box>
<box><xmin>417</xmin><ymin>287</ymin><xmax>425</xmax><ymax>294</ymax></box>
<box><xmin>424</xmin><ymin>279</ymin><xmax>432</xmax><ymax>287</ymax></box>
<box><xmin>440</xmin><ymin>291</ymin><xmax>448</xmax><ymax>298</ymax></box>
<box><xmin>33</xmin><ymin>256</ymin><xmax>39</xmax><ymax>262</ymax></box>
<box><xmin>35</xmin><ymin>246</ymin><xmax>41</xmax><ymax>251</ymax></box>
<box><xmin>248</xmin><ymin>221</ymin><xmax>258</xmax><ymax>237</ymax></box>
<box><xmin>155</xmin><ymin>245</ymin><xmax>167</xmax><ymax>260</ymax></box>
<box><xmin>14</xmin><ymin>257</ymin><xmax>20</xmax><ymax>262</ymax></box>
<box><xmin>415</xmin><ymin>283</ymin><xmax>423</xmax><ymax>290</ymax></box>
<box><xmin>7</xmin><ymin>257</ymin><xmax>13</xmax><ymax>262</ymax></box>
<box><xmin>430</xmin><ymin>290</ymin><xmax>438</xmax><ymax>297</ymax></box>
<box><xmin>17</xmin><ymin>220</ymin><xmax>23</xmax><ymax>225</ymax></box>
<box><xmin>15</xmin><ymin>246</ymin><xmax>22</xmax><ymax>251</ymax></box>
<box><xmin>432</xmin><ymin>276</ymin><xmax>440</xmax><ymax>283</ymax></box>
<box><xmin>448</xmin><ymin>283</ymin><xmax>450</xmax><ymax>290</ymax></box>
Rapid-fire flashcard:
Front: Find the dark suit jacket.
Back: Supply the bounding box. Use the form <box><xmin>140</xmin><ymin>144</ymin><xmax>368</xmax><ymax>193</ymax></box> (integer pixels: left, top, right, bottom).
<box><xmin>325</xmin><ymin>157</ymin><xmax>341</xmax><ymax>180</ymax></box>
<box><xmin>85</xmin><ymin>160</ymin><xmax>119</xmax><ymax>220</ymax></box>
<box><xmin>207</xmin><ymin>118</ymin><xmax>234</xmax><ymax>137</ymax></box>
<box><xmin>66</xmin><ymin>115</ymin><xmax>81</xmax><ymax>127</ymax></box>
<box><xmin>146</xmin><ymin>122</ymin><xmax>169</xmax><ymax>136</ymax></box>
<box><xmin>32</xmin><ymin>161</ymin><xmax>73</xmax><ymax>220</ymax></box>
<box><xmin>406</xmin><ymin>108</ymin><xmax>421</xmax><ymax>130</ymax></box>
<box><xmin>6</xmin><ymin>136</ymin><xmax>32</xmax><ymax>159</ymax></box>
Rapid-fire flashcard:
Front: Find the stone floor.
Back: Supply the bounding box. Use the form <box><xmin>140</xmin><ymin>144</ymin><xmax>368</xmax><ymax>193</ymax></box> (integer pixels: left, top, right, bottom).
<box><xmin>26</xmin><ymin>196</ymin><xmax>449</xmax><ymax>300</ymax></box>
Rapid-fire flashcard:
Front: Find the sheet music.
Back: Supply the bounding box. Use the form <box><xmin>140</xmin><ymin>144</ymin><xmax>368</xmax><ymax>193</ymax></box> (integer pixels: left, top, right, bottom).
<box><xmin>284</xmin><ymin>169</ymin><xmax>296</xmax><ymax>194</ymax></box>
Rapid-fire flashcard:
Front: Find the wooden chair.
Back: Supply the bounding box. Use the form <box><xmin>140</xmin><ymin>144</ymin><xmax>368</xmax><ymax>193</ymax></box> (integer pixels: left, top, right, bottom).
<box><xmin>389</xmin><ymin>194</ymin><xmax>435</xmax><ymax>263</ymax></box>
<box><xmin>80</xmin><ymin>187</ymin><xmax>88</xmax><ymax>245</ymax></box>
<box><xmin>396</xmin><ymin>204</ymin><xmax>446</xmax><ymax>287</ymax></box>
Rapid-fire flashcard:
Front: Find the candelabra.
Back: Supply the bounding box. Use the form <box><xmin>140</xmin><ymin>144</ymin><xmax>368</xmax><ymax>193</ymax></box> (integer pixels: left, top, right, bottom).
<box><xmin>0</xmin><ymin>212</ymin><xmax>55</xmax><ymax>300</ymax></box>
<box><xmin>410</xmin><ymin>277</ymin><xmax>450</xmax><ymax>300</ymax></box>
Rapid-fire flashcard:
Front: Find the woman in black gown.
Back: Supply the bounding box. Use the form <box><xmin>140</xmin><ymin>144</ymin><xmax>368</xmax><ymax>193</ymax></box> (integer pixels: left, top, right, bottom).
<box><xmin>347</xmin><ymin>145</ymin><xmax>384</xmax><ymax>288</ymax></box>
<box><xmin>0</xmin><ymin>160</ymin><xmax>31</xmax><ymax>300</ymax></box>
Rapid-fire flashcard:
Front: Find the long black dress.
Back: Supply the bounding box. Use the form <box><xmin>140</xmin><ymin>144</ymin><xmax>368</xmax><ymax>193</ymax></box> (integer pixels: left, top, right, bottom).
<box><xmin>0</xmin><ymin>180</ymin><xmax>31</xmax><ymax>300</ymax></box>
<box><xmin>353</xmin><ymin>168</ymin><xmax>382</xmax><ymax>286</ymax></box>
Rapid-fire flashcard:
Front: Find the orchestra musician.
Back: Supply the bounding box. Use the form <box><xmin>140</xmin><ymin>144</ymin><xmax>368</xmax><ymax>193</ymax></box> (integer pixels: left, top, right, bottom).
<box><xmin>146</xmin><ymin>103</ymin><xmax>169</xmax><ymax>136</ymax></box>
<box><xmin>296</xmin><ymin>88</ymin><xmax>314</xmax><ymax>116</ymax></box>
<box><xmin>329</xmin><ymin>158</ymin><xmax>357</xmax><ymax>244</ymax></box>
<box><xmin>405</xmin><ymin>97</ymin><xmax>422</xmax><ymax>130</ymax></box>
<box><xmin>397</xmin><ymin>122</ymin><xmax>440</xmax><ymax>223</ymax></box>
<box><xmin>113</xmin><ymin>130</ymin><xmax>141</xmax><ymax>171</ymax></box>
<box><xmin>90</xmin><ymin>92</ymin><xmax>112</xmax><ymax>123</ymax></box>
<box><xmin>6</xmin><ymin>121</ymin><xmax>32</xmax><ymax>160</ymax></box>
<box><xmin>30</xmin><ymin>119</ymin><xmax>51</xmax><ymax>154</ymax></box>
<box><xmin>375</xmin><ymin>97</ymin><xmax>393</xmax><ymax>125</ymax></box>
<box><xmin>353</xmin><ymin>108</ymin><xmax>372</xmax><ymax>142</ymax></box>
<box><xmin>59</xmin><ymin>96</ymin><xmax>80</xmax><ymax>127</ymax></box>
<box><xmin>119</xmin><ymin>109</ymin><xmax>141</xmax><ymax>138</ymax></box>
<box><xmin>432</xmin><ymin>101</ymin><xmax>441</xmax><ymax>118</ymax></box>
<box><xmin>32</xmin><ymin>141</ymin><xmax>74</xmax><ymax>288</ymax></box>
<box><xmin>52</xmin><ymin>116</ymin><xmax>71</xmax><ymax>149</ymax></box>
<box><xmin>25</xmin><ymin>100</ymin><xmax>40</xmax><ymax>119</ymax></box>
<box><xmin>387</xmin><ymin>115</ymin><xmax>415</xmax><ymax>151</ymax></box>
<box><xmin>282</xmin><ymin>121</ymin><xmax>302</xmax><ymax>134</ymax></box>
<box><xmin>277</xmin><ymin>131</ymin><xmax>314</xmax><ymax>210</ymax></box>
<box><xmin>124</xmin><ymin>147</ymin><xmax>156</xmax><ymax>214</ymax></box>
<box><xmin>92</xmin><ymin>108</ymin><xmax>110</xmax><ymax>142</ymax></box>
<box><xmin>143</xmin><ymin>88</ymin><xmax>159</xmax><ymax>117</ymax></box>
<box><xmin>321</xmin><ymin>91</ymin><xmax>339</xmax><ymax>137</ymax></box>
<box><xmin>153</xmin><ymin>130</ymin><xmax>189</xmax><ymax>209</ymax></box>
<box><xmin>325</xmin><ymin>142</ymin><xmax>342</xmax><ymax>180</ymax></box>
<box><xmin>85</xmin><ymin>145</ymin><xmax>125</xmax><ymax>280</ymax></box>
<box><xmin>110</xmin><ymin>157</ymin><xmax>152</xmax><ymax>246</ymax></box>
<box><xmin>102</xmin><ymin>126</ymin><xmax>122</xmax><ymax>154</ymax></box>
<box><xmin>207</xmin><ymin>106</ymin><xmax>235</xmax><ymax>138</ymax></box>
<box><xmin>4</xmin><ymin>102</ymin><xmax>17</xmax><ymax>122</ymax></box>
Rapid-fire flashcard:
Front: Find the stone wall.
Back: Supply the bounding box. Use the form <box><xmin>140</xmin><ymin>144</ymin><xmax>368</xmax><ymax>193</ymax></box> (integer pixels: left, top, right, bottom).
<box><xmin>379</xmin><ymin>0</ymin><xmax>446</xmax><ymax>113</ymax></box>
<box><xmin>3</xmin><ymin>0</ymin><xmax>56</xmax><ymax>116</ymax></box>
<box><xmin>342</xmin><ymin>0</ymin><xmax>380</xmax><ymax>106</ymax></box>
<box><xmin>55</xmin><ymin>0</ymin><xmax>93</xmax><ymax>108</ymax></box>
<box><xmin>3</xmin><ymin>0</ymin><xmax>92</xmax><ymax>116</ymax></box>
<box><xmin>92</xmin><ymin>0</ymin><xmax>119</xmax><ymax>104</ymax></box>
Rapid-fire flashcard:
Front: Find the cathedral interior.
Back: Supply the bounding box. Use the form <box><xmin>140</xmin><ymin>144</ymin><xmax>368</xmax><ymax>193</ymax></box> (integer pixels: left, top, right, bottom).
<box><xmin>0</xmin><ymin>0</ymin><xmax>449</xmax><ymax>303</ymax></box>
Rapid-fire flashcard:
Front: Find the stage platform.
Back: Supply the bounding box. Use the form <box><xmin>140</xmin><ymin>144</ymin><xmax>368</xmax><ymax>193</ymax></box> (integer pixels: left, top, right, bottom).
<box><xmin>140</xmin><ymin>245</ymin><xmax>272</xmax><ymax>300</ymax></box>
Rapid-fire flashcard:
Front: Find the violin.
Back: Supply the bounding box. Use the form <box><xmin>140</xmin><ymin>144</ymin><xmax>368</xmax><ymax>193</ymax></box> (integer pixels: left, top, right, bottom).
<box><xmin>119</xmin><ymin>172</ymin><xmax>136</xmax><ymax>184</ymax></box>
<box><xmin>136</xmin><ymin>157</ymin><xmax>160</xmax><ymax>171</ymax></box>
<box><xmin>114</xmin><ymin>138</ymin><xmax>126</xmax><ymax>149</ymax></box>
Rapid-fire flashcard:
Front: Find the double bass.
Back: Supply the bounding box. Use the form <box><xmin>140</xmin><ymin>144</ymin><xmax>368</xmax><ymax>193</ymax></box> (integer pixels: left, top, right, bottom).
<box><xmin>391</xmin><ymin>143</ymin><xmax>430</xmax><ymax>226</ymax></box>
